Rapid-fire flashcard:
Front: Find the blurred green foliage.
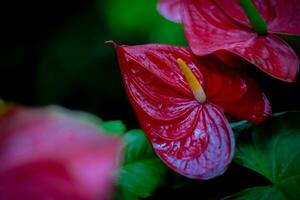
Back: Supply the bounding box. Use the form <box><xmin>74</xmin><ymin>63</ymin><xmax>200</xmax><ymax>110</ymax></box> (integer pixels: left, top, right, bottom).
<box><xmin>104</xmin><ymin>0</ymin><xmax>186</xmax><ymax>45</ymax></box>
<box><xmin>101</xmin><ymin>120</ymin><xmax>127</xmax><ymax>135</ymax></box>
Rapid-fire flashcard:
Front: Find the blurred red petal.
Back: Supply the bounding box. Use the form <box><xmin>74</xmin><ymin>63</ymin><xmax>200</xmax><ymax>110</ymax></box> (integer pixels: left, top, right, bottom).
<box><xmin>157</xmin><ymin>0</ymin><xmax>182</xmax><ymax>23</ymax></box>
<box><xmin>181</xmin><ymin>0</ymin><xmax>299</xmax><ymax>82</ymax></box>
<box><xmin>0</xmin><ymin>161</ymin><xmax>83</xmax><ymax>200</ymax></box>
<box><xmin>216</xmin><ymin>0</ymin><xmax>300</xmax><ymax>34</ymax></box>
<box><xmin>0</xmin><ymin>107</ymin><xmax>122</xmax><ymax>200</ymax></box>
<box><xmin>182</xmin><ymin>0</ymin><xmax>254</xmax><ymax>55</ymax></box>
<box><xmin>228</xmin><ymin>34</ymin><xmax>299</xmax><ymax>82</ymax></box>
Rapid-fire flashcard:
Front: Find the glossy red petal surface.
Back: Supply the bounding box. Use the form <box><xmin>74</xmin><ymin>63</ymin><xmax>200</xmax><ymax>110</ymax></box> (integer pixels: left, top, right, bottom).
<box><xmin>228</xmin><ymin>34</ymin><xmax>299</xmax><ymax>82</ymax></box>
<box><xmin>116</xmin><ymin>44</ymin><xmax>203</xmax><ymax>140</ymax></box>
<box><xmin>157</xmin><ymin>0</ymin><xmax>182</xmax><ymax>23</ymax></box>
<box><xmin>116</xmin><ymin>44</ymin><xmax>234</xmax><ymax>178</ymax></box>
<box><xmin>215</xmin><ymin>0</ymin><xmax>300</xmax><ymax>35</ymax></box>
<box><xmin>150</xmin><ymin>104</ymin><xmax>234</xmax><ymax>179</ymax></box>
<box><xmin>181</xmin><ymin>0</ymin><xmax>254</xmax><ymax>55</ymax></box>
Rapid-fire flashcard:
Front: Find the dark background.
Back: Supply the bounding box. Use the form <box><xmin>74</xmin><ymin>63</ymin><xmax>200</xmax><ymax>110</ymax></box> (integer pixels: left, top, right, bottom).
<box><xmin>1</xmin><ymin>0</ymin><xmax>300</xmax><ymax>199</ymax></box>
<box><xmin>1</xmin><ymin>0</ymin><xmax>187</xmax><ymax>129</ymax></box>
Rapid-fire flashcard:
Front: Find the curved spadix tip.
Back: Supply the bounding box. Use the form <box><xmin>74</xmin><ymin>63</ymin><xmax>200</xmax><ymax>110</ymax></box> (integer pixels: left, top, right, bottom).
<box><xmin>176</xmin><ymin>58</ymin><xmax>207</xmax><ymax>103</ymax></box>
<box><xmin>105</xmin><ymin>40</ymin><xmax>118</xmax><ymax>47</ymax></box>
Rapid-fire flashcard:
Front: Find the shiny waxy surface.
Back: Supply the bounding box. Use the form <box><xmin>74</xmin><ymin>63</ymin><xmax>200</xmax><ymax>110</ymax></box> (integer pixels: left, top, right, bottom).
<box><xmin>115</xmin><ymin>44</ymin><xmax>271</xmax><ymax>179</ymax></box>
<box><xmin>157</xmin><ymin>0</ymin><xmax>300</xmax><ymax>82</ymax></box>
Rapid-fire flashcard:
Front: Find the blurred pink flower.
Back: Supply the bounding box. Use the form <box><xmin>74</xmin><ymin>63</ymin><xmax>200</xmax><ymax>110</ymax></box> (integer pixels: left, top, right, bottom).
<box><xmin>0</xmin><ymin>106</ymin><xmax>122</xmax><ymax>200</ymax></box>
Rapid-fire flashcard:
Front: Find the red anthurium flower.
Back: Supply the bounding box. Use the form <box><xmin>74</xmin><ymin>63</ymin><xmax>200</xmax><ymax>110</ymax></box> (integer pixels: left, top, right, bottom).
<box><xmin>114</xmin><ymin>43</ymin><xmax>271</xmax><ymax>179</ymax></box>
<box><xmin>0</xmin><ymin>106</ymin><xmax>122</xmax><ymax>200</ymax></box>
<box><xmin>157</xmin><ymin>0</ymin><xmax>300</xmax><ymax>82</ymax></box>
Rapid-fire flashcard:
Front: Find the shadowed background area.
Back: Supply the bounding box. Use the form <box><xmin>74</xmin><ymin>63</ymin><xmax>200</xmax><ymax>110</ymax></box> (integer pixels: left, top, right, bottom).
<box><xmin>1</xmin><ymin>0</ymin><xmax>300</xmax><ymax>199</ymax></box>
<box><xmin>1</xmin><ymin>0</ymin><xmax>186</xmax><ymax>129</ymax></box>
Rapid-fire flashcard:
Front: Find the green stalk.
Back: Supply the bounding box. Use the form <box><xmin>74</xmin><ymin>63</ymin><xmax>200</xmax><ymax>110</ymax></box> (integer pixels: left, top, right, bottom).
<box><xmin>239</xmin><ymin>0</ymin><xmax>268</xmax><ymax>35</ymax></box>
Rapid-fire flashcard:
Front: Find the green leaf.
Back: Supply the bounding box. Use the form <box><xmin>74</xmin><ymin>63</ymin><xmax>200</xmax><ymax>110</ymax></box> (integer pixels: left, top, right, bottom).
<box><xmin>225</xmin><ymin>112</ymin><xmax>300</xmax><ymax>200</ymax></box>
<box><xmin>224</xmin><ymin>186</ymin><xmax>284</xmax><ymax>200</ymax></box>
<box><xmin>101</xmin><ymin>120</ymin><xmax>126</xmax><ymax>135</ymax></box>
<box><xmin>117</xmin><ymin>129</ymin><xmax>168</xmax><ymax>199</ymax></box>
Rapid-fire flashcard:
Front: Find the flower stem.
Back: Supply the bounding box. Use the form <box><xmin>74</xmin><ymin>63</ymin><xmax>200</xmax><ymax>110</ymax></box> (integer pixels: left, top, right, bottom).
<box><xmin>239</xmin><ymin>0</ymin><xmax>268</xmax><ymax>35</ymax></box>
